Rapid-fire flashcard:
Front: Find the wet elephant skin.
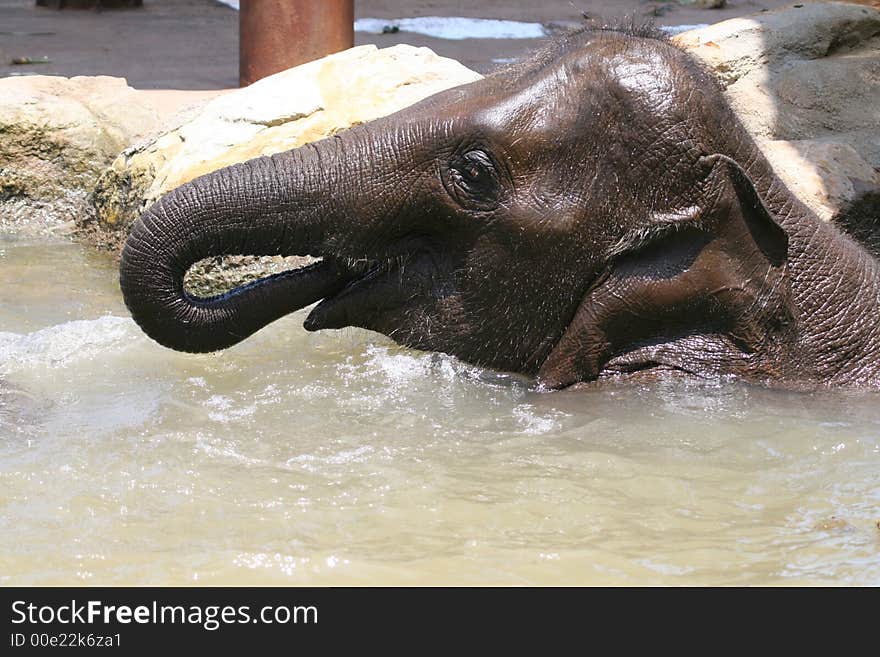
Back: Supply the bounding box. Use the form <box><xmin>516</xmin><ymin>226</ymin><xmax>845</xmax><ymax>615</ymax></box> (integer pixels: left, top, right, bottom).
<box><xmin>119</xmin><ymin>26</ymin><xmax>880</xmax><ymax>389</ymax></box>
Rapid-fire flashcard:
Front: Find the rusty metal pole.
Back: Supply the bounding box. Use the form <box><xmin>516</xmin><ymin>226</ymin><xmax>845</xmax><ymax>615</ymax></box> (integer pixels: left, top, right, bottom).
<box><xmin>239</xmin><ymin>0</ymin><xmax>354</xmax><ymax>87</ymax></box>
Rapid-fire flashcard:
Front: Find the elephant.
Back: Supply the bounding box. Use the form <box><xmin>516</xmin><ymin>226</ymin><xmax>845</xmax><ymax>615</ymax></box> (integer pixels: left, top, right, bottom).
<box><xmin>119</xmin><ymin>25</ymin><xmax>880</xmax><ymax>389</ymax></box>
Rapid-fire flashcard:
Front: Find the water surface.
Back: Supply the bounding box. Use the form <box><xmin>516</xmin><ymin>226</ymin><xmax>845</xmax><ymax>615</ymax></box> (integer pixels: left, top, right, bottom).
<box><xmin>1</xmin><ymin>235</ymin><xmax>878</xmax><ymax>585</ymax></box>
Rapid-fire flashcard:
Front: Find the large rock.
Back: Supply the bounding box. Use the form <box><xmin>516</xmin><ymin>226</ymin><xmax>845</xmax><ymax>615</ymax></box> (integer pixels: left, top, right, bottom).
<box><xmin>0</xmin><ymin>75</ymin><xmax>218</xmax><ymax>235</ymax></box>
<box><xmin>674</xmin><ymin>1</ymin><xmax>880</xmax><ymax>220</ymax></box>
<box><xmin>761</xmin><ymin>139</ymin><xmax>880</xmax><ymax>221</ymax></box>
<box><xmin>88</xmin><ymin>44</ymin><xmax>482</xmax><ymax>248</ymax></box>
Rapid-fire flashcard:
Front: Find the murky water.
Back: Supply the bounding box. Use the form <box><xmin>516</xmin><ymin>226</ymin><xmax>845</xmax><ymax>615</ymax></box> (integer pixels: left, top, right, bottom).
<box><xmin>1</xmin><ymin>234</ymin><xmax>879</xmax><ymax>585</ymax></box>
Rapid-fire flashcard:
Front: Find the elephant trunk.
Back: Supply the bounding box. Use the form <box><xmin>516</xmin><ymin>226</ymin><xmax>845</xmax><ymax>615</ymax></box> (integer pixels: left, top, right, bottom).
<box><xmin>119</xmin><ymin>146</ymin><xmax>351</xmax><ymax>353</ymax></box>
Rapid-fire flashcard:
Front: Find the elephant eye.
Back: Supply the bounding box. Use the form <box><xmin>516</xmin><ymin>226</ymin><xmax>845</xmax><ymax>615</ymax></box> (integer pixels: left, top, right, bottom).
<box><xmin>459</xmin><ymin>151</ymin><xmax>493</xmax><ymax>185</ymax></box>
<box><xmin>447</xmin><ymin>149</ymin><xmax>502</xmax><ymax>210</ymax></box>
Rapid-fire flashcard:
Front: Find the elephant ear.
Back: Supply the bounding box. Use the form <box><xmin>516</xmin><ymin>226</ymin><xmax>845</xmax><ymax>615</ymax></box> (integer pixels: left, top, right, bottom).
<box><xmin>537</xmin><ymin>154</ymin><xmax>792</xmax><ymax>389</ymax></box>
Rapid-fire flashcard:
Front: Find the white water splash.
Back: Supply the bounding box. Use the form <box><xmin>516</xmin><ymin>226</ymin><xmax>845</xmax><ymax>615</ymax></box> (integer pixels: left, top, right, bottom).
<box><xmin>205</xmin><ymin>394</ymin><xmax>257</xmax><ymax>423</ymax></box>
<box><xmin>0</xmin><ymin>316</ymin><xmax>136</xmax><ymax>372</ymax></box>
<box><xmin>361</xmin><ymin>345</ymin><xmax>435</xmax><ymax>385</ymax></box>
<box><xmin>512</xmin><ymin>403</ymin><xmax>565</xmax><ymax>435</ymax></box>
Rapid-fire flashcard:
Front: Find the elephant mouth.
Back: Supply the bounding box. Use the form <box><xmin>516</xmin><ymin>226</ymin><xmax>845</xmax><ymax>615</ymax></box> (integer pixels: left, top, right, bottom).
<box><xmin>188</xmin><ymin>255</ymin><xmax>387</xmax><ymax>324</ymax></box>
<box><xmin>302</xmin><ymin>249</ymin><xmax>442</xmax><ymax>332</ymax></box>
<box><xmin>302</xmin><ymin>254</ymin><xmax>426</xmax><ymax>332</ymax></box>
<box><xmin>303</xmin><ymin>259</ymin><xmax>382</xmax><ymax>331</ymax></box>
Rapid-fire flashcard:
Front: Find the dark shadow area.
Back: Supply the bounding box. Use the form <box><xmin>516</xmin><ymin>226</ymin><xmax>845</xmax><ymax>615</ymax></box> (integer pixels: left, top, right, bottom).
<box><xmin>832</xmin><ymin>190</ymin><xmax>880</xmax><ymax>257</ymax></box>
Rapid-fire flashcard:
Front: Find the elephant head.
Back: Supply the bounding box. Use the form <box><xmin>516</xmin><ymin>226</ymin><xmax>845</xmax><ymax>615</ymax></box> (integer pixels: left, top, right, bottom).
<box><xmin>121</xmin><ymin>26</ymin><xmax>809</xmax><ymax>388</ymax></box>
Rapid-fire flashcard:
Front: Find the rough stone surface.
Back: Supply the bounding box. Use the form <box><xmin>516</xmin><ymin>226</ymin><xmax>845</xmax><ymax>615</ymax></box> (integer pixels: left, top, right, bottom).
<box><xmin>88</xmin><ymin>44</ymin><xmax>482</xmax><ymax>250</ymax></box>
<box><xmin>0</xmin><ymin>75</ymin><xmax>217</xmax><ymax>236</ymax></box>
<box><xmin>761</xmin><ymin>140</ymin><xmax>880</xmax><ymax>221</ymax></box>
<box><xmin>675</xmin><ymin>1</ymin><xmax>880</xmax><ymax>219</ymax></box>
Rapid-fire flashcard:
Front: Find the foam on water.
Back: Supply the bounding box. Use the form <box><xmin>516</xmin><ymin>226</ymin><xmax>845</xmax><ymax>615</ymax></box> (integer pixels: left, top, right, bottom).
<box><xmin>0</xmin><ymin>316</ymin><xmax>135</xmax><ymax>373</ymax></box>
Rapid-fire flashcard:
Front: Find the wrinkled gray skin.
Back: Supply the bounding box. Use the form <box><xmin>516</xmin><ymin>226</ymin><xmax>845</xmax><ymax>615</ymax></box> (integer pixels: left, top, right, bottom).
<box><xmin>120</xmin><ymin>27</ymin><xmax>880</xmax><ymax>389</ymax></box>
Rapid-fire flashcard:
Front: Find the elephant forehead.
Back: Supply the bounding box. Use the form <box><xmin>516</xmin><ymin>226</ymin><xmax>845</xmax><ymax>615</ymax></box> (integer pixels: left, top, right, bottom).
<box><xmin>606</xmin><ymin>50</ymin><xmax>676</xmax><ymax>111</ymax></box>
<box><xmin>467</xmin><ymin>48</ymin><xmax>677</xmax><ymax>139</ymax></box>
<box><xmin>470</xmin><ymin>69</ymin><xmax>580</xmax><ymax>134</ymax></box>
